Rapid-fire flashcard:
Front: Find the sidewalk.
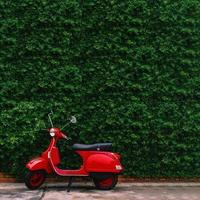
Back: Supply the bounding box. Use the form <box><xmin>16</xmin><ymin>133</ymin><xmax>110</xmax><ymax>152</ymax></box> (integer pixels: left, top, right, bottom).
<box><xmin>1</xmin><ymin>182</ymin><xmax>200</xmax><ymax>200</ymax></box>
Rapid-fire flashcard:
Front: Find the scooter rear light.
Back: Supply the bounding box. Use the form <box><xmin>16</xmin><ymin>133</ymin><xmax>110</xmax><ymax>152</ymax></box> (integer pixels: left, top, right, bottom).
<box><xmin>115</xmin><ymin>165</ymin><xmax>122</xmax><ymax>170</ymax></box>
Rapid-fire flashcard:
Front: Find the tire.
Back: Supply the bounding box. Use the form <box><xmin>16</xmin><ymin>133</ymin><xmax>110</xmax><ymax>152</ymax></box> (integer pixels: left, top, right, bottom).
<box><xmin>93</xmin><ymin>174</ymin><xmax>118</xmax><ymax>190</ymax></box>
<box><xmin>25</xmin><ymin>170</ymin><xmax>46</xmax><ymax>190</ymax></box>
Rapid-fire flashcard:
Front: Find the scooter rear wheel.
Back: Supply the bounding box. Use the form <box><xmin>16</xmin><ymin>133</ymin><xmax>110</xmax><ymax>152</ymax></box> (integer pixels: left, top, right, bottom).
<box><xmin>93</xmin><ymin>174</ymin><xmax>118</xmax><ymax>190</ymax></box>
<box><xmin>25</xmin><ymin>170</ymin><xmax>46</xmax><ymax>190</ymax></box>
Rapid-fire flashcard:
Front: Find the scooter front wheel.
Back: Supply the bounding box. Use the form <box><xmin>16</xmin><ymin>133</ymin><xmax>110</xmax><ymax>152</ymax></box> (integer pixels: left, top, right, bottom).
<box><xmin>93</xmin><ymin>174</ymin><xmax>118</xmax><ymax>190</ymax></box>
<box><xmin>25</xmin><ymin>170</ymin><xmax>46</xmax><ymax>190</ymax></box>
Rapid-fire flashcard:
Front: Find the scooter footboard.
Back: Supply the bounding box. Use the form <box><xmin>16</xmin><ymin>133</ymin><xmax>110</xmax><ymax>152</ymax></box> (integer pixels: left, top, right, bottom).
<box><xmin>26</xmin><ymin>157</ymin><xmax>52</xmax><ymax>174</ymax></box>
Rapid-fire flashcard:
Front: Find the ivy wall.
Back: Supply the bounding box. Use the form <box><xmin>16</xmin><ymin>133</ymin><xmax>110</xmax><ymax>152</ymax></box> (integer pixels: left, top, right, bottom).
<box><xmin>0</xmin><ymin>0</ymin><xmax>200</xmax><ymax>178</ymax></box>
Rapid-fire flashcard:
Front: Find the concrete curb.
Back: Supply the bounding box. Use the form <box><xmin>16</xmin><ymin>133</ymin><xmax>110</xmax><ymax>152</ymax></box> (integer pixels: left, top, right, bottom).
<box><xmin>1</xmin><ymin>182</ymin><xmax>200</xmax><ymax>191</ymax></box>
<box><xmin>1</xmin><ymin>182</ymin><xmax>200</xmax><ymax>200</ymax></box>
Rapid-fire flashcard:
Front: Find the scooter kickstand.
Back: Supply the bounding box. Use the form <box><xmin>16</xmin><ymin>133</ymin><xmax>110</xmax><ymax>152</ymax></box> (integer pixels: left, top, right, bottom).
<box><xmin>67</xmin><ymin>177</ymin><xmax>73</xmax><ymax>192</ymax></box>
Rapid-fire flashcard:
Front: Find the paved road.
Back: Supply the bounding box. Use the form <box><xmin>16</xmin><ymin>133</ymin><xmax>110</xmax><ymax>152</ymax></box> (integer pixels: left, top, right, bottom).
<box><xmin>1</xmin><ymin>182</ymin><xmax>200</xmax><ymax>200</ymax></box>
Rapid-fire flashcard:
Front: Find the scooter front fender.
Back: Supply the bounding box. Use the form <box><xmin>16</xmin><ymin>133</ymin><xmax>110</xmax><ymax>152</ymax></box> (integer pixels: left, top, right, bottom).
<box><xmin>85</xmin><ymin>152</ymin><xmax>123</xmax><ymax>173</ymax></box>
<box><xmin>26</xmin><ymin>157</ymin><xmax>53</xmax><ymax>174</ymax></box>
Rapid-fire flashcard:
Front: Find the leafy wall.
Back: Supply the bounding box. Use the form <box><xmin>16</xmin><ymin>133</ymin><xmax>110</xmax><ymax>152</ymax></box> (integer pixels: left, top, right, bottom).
<box><xmin>0</xmin><ymin>0</ymin><xmax>200</xmax><ymax>178</ymax></box>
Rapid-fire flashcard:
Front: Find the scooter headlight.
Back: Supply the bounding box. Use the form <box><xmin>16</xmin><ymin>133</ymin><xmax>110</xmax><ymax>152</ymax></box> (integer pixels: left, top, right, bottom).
<box><xmin>50</xmin><ymin>128</ymin><xmax>55</xmax><ymax>137</ymax></box>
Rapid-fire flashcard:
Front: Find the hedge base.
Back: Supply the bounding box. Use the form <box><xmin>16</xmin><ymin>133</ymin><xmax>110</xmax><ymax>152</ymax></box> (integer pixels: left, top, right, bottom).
<box><xmin>1</xmin><ymin>172</ymin><xmax>200</xmax><ymax>183</ymax></box>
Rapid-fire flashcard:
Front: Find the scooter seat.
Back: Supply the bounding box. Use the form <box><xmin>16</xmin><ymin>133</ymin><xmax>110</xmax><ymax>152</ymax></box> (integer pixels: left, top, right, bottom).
<box><xmin>72</xmin><ymin>143</ymin><xmax>112</xmax><ymax>152</ymax></box>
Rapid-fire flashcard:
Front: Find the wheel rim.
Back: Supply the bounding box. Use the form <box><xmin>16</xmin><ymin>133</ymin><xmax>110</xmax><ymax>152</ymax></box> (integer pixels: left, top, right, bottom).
<box><xmin>30</xmin><ymin>172</ymin><xmax>44</xmax><ymax>187</ymax></box>
<box><xmin>99</xmin><ymin>177</ymin><xmax>113</xmax><ymax>187</ymax></box>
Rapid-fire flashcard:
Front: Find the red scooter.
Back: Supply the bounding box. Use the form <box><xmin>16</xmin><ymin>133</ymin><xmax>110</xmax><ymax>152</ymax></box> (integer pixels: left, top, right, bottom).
<box><xmin>25</xmin><ymin>112</ymin><xmax>123</xmax><ymax>191</ymax></box>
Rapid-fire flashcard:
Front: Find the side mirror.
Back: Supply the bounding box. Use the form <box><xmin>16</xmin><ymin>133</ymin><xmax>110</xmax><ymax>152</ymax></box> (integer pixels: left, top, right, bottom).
<box><xmin>70</xmin><ymin>116</ymin><xmax>77</xmax><ymax>124</ymax></box>
<box><xmin>48</xmin><ymin>110</ymin><xmax>54</xmax><ymax>127</ymax></box>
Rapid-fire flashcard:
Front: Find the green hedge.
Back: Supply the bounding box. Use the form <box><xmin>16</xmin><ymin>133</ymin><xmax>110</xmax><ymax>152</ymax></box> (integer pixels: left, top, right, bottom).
<box><xmin>0</xmin><ymin>0</ymin><xmax>200</xmax><ymax>178</ymax></box>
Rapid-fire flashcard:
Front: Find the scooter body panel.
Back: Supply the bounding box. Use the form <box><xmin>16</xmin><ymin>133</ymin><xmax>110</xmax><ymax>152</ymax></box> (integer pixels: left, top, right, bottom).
<box><xmin>26</xmin><ymin>145</ymin><xmax>60</xmax><ymax>174</ymax></box>
<box><xmin>26</xmin><ymin>157</ymin><xmax>53</xmax><ymax>174</ymax></box>
<box><xmin>77</xmin><ymin>151</ymin><xmax>123</xmax><ymax>174</ymax></box>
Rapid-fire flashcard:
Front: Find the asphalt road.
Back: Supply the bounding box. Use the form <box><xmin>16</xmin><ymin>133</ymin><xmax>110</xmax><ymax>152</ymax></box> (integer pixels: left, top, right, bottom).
<box><xmin>1</xmin><ymin>182</ymin><xmax>200</xmax><ymax>200</ymax></box>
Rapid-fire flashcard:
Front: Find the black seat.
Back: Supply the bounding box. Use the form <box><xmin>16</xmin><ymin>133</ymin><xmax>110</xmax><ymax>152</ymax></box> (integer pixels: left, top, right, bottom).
<box><xmin>72</xmin><ymin>143</ymin><xmax>112</xmax><ymax>152</ymax></box>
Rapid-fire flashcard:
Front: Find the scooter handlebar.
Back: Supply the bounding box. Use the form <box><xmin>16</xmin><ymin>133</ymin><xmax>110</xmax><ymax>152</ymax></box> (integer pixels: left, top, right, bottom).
<box><xmin>62</xmin><ymin>133</ymin><xmax>69</xmax><ymax>140</ymax></box>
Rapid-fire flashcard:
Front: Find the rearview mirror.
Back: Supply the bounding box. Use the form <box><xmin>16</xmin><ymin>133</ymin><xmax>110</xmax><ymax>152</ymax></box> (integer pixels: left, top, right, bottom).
<box><xmin>70</xmin><ymin>116</ymin><xmax>77</xmax><ymax>124</ymax></box>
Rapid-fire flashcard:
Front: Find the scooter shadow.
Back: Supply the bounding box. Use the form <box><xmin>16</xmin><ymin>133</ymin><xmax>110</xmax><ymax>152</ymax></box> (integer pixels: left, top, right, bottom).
<box><xmin>42</xmin><ymin>184</ymin><xmax>96</xmax><ymax>192</ymax></box>
<box><xmin>41</xmin><ymin>184</ymin><xmax>125</xmax><ymax>193</ymax></box>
